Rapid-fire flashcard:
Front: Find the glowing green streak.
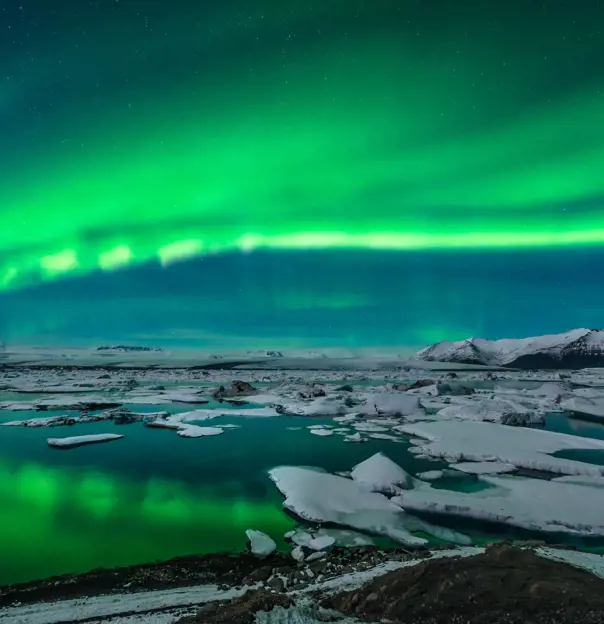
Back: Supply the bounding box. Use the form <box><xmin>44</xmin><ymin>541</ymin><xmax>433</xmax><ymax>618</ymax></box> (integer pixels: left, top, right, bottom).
<box><xmin>1</xmin><ymin>37</ymin><xmax>604</xmax><ymax>290</ymax></box>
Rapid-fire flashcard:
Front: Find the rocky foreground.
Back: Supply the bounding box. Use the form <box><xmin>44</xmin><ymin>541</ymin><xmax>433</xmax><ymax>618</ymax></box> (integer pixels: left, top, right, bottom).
<box><xmin>3</xmin><ymin>543</ymin><xmax>604</xmax><ymax>623</ymax></box>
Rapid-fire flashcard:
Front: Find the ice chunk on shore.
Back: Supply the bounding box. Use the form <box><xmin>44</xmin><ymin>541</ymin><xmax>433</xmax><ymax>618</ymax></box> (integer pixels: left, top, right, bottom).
<box><xmin>47</xmin><ymin>433</ymin><xmax>123</xmax><ymax>449</ymax></box>
<box><xmin>351</xmin><ymin>452</ymin><xmax>416</xmax><ymax>495</ymax></box>
<box><xmin>396</xmin><ymin>421</ymin><xmax>604</xmax><ymax>476</ymax></box>
<box><xmin>307</xmin><ymin>535</ymin><xmax>336</xmax><ymax>551</ymax></box>
<box><xmin>397</xmin><ymin>474</ymin><xmax>604</xmax><ymax>537</ymax></box>
<box><xmin>291</xmin><ymin>546</ymin><xmax>305</xmax><ymax>562</ymax></box>
<box><xmin>246</xmin><ymin>529</ymin><xmax>276</xmax><ymax>558</ymax></box>
<box><xmin>450</xmin><ymin>461</ymin><xmax>517</xmax><ymax>475</ymax></box>
<box><xmin>313</xmin><ymin>528</ymin><xmax>375</xmax><ymax>547</ymax></box>
<box><xmin>268</xmin><ymin>466</ymin><xmax>427</xmax><ymax>546</ymax></box>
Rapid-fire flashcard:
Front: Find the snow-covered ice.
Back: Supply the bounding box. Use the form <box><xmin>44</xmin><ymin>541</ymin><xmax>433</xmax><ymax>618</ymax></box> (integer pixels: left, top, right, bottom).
<box><xmin>436</xmin><ymin>398</ymin><xmax>542</xmax><ymax>425</ymax></box>
<box><xmin>47</xmin><ymin>433</ymin><xmax>124</xmax><ymax>449</ymax></box>
<box><xmin>552</xmin><ymin>475</ymin><xmax>604</xmax><ymax>488</ymax></box>
<box><xmin>176</xmin><ymin>425</ymin><xmax>224</xmax><ymax>438</ymax></box>
<box><xmin>307</xmin><ymin>535</ymin><xmax>336</xmax><ymax>551</ymax></box>
<box><xmin>396</xmin><ymin>420</ymin><xmax>604</xmax><ymax>476</ymax></box>
<box><xmin>343</xmin><ymin>432</ymin><xmax>365</xmax><ymax>443</ymax></box>
<box><xmin>361</xmin><ymin>393</ymin><xmax>422</xmax><ymax>417</ymax></box>
<box><xmin>351</xmin><ymin>452</ymin><xmax>416</xmax><ymax>495</ymax></box>
<box><xmin>561</xmin><ymin>396</ymin><xmax>604</xmax><ymax>421</ymax></box>
<box><xmin>308</xmin><ymin>427</ymin><xmax>333</xmax><ymax>437</ymax></box>
<box><xmin>450</xmin><ymin>461</ymin><xmax>517</xmax><ymax>475</ymax></box>
<box><xmin>268</xmin><ymin>466</ymin><xmax>427</xmax><ymax>546</ymax></box>
<box><xmin>396</xmin><ymin>475</ymin><xmax>604</xmax><ymax>537</ymax></box>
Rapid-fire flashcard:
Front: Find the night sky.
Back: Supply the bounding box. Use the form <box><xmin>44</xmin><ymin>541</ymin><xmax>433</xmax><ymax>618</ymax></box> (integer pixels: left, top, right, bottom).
<box><xmin>1</xmin><ymin>0</ymin><xmax>604</xmax><ymax>348</ymax></box>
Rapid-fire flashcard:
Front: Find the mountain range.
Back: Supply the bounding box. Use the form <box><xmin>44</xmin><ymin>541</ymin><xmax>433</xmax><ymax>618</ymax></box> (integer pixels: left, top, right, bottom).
<box><xmin>417</xmin><ymin>328</ymin><xmax>604</xmax><ymax>369</ymax></box>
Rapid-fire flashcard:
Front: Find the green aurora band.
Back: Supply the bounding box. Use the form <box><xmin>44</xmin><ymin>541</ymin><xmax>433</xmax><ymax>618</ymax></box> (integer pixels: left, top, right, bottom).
<box><xmin>2</xmin><ymin>2</ymin><xmax>604</xmax><ymax>290</ymax></box>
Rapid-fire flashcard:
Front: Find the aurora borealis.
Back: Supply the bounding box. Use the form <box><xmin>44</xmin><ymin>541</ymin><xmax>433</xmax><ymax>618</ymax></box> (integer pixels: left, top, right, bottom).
<box><xmin>1</xmin><ymin>0</ymin><xmax>604</xmax><ymax>346</ymax></box>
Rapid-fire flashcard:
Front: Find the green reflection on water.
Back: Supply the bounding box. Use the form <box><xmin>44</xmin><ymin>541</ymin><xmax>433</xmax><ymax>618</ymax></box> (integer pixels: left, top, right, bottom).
<box><xmin>0</xmin><ymin>412</ymin><xmax>442</xmax><ymax>586</ymax></box>
<box><xmin>0</xmin><ymin>455</ymin><xmax>296</xmax><ymax>585</ymax></box>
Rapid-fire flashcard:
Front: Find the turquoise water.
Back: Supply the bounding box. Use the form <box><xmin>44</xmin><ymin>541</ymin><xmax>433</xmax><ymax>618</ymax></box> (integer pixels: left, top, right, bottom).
<box><xmin>3</xmin><ymin>399</ymin><xmax>604</xmax><ymax>586</ymax></box>
<box><xmin>545</xmin><ymin>412</ymin><xmax>604</xmax><ymax>441</ymax></box>
<box><xmin>0</xmin><ymin>407</ymin><xmax>445</xmax><ymax>585</ymax></box>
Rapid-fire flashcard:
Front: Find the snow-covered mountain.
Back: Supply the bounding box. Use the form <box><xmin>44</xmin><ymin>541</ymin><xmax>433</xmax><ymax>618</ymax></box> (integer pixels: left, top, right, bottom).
<box><xmin>417</xmin><ymin>328</ymin><xmax>604</xmax><ymax>369</ymax></box>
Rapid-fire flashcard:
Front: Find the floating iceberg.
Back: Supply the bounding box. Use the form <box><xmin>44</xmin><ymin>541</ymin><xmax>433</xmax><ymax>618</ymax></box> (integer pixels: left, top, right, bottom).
<box><xmin>47</xmin><ymin>433</ymin><xmax>123</xmax><ymax>449</ymax></box>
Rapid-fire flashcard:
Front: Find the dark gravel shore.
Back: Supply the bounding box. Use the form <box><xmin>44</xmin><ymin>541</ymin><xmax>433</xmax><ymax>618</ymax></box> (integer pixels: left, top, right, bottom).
<box><xmin>3</xmin><ymin>543</ymin><xmax>604</xmax><ymax>623</ymax></box>
<box><xmin>323</xmin><ymin>543</ymin><xmax>604</xmax><ymax>624</ymax></box>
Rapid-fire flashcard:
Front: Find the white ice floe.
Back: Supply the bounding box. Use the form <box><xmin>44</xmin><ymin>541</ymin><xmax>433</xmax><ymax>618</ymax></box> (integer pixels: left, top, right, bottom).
<box><xmin>245</xmin><ymin>393</ymin><xmax>283</xmax><ymax>405</ymax></box>
<box><xmin>268</xmin><ymin>466</ymin><xmax>427</xmax><ymax>546</ymax></box>
<box><xmin>279</xmin><ymin>397</ymin><xmax>349</xmax><ymax>417</ymax></box>
<box><xmin>368</xmin><ymin>433</ymin><xmax>402</xmax><ymax>442</ymax></box>
<box><xmin>396</xmin><ymin>420</ymin><xmax>604</xmax><ymax>476</ymax></box>
<box><xmin>552</xmin><ymin>475</ymin><xmax>604</xmax><ymax>488</ymax></box>
<box><xmin>561</xmin><ymin>396</ymin><xmax>604</xmax><ymax>421</ymax></box>
<box><xmin>179</xmin><ymin>406</ymin><xmax>279</xmax><ymax>421</ymax></box>
<box><xmin>0</xmin><ymin>401</ymin><xmax>37</xmax><ymax>411</ymax></box>
<box><xmin>312</xmin><ymin>528</ymin><xmax>375</xmax><ymax>547</ymax></box>
<box><xmin>352</xmin><ymin>423</ymin><xmax>389</xmax><ymax>433</ymax></box>
<box><xmin>34</xmin><ymin>395</ymin><xmax>121</xmax><ymax>410</ymax></box>
<box><xmin>176</xmin><ymin>425</ymin><xmax>224</xmax><ymax>438</ymax></box>
<box><xmin>436</xmin><ymin>398</ymin><xmax>542</xmax><ymax>425</ymax></box>
<box><xmin>450</xmin><ymin>461</ymin><xmax>517</xmax><ymax>475</ymax></box>
<box><xmin>158</xmin><ymin>391</ymin><xmax>209</xmax><ymax>404</ymax></box>
<box><xmin>396</xmin><ymin>474</ymin><xmax>604</xmax><ymax>537</ymax></box>
<box><xmin>290</xmin><ymin>530</ymin><xmax>315</xmax><ymax>548</ymax></box>
<box><xmin>361</xmin><ymin>393</ymin><xmax>422</xmax><ymax>417</ymax></box>
<box><xmin>367</xmin><ymin>418</ymin><xmax>404</xmax><ymax>426</ymax></box>
<box><xmin>309</xmin><ymin>428</ymin><xmax>333</xmax><ymax>437</ymax></box>
<box><xmin>351</xmin><ymin>452</ymin><xmax>416</xmax><ymax>495</ymax></box>
<box><xmin>245</xmin><ymin>529</ymin><xmax>277</xmax><ymax>558</ymax></box>
<box><xmin>147</xmin><ymin>406</ymin><xmax>278</xmax><ymax>433</ymax></box>
<box><xmin>525</xmin><ymin>382</ymin><xmax>570</xmax><ymax>400</ymax></box>
<box><xmin>47</xmin><ymin>434</ymin><xmax>124</xmax><ymax>449</ymax></box>
<box><xmin>343</xmin><ymin>432</ymin><xmax>366</xmax><ymax>443</ymax></box>
<box><xmin>3</xmin><ymin>415</ymin><xmax>71</xmax><ymax>427</ymax></box>
<box><xmin>333</xmin><ymin>413</ymin><xmax>360</xmax><ymax>423</ymax></box>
